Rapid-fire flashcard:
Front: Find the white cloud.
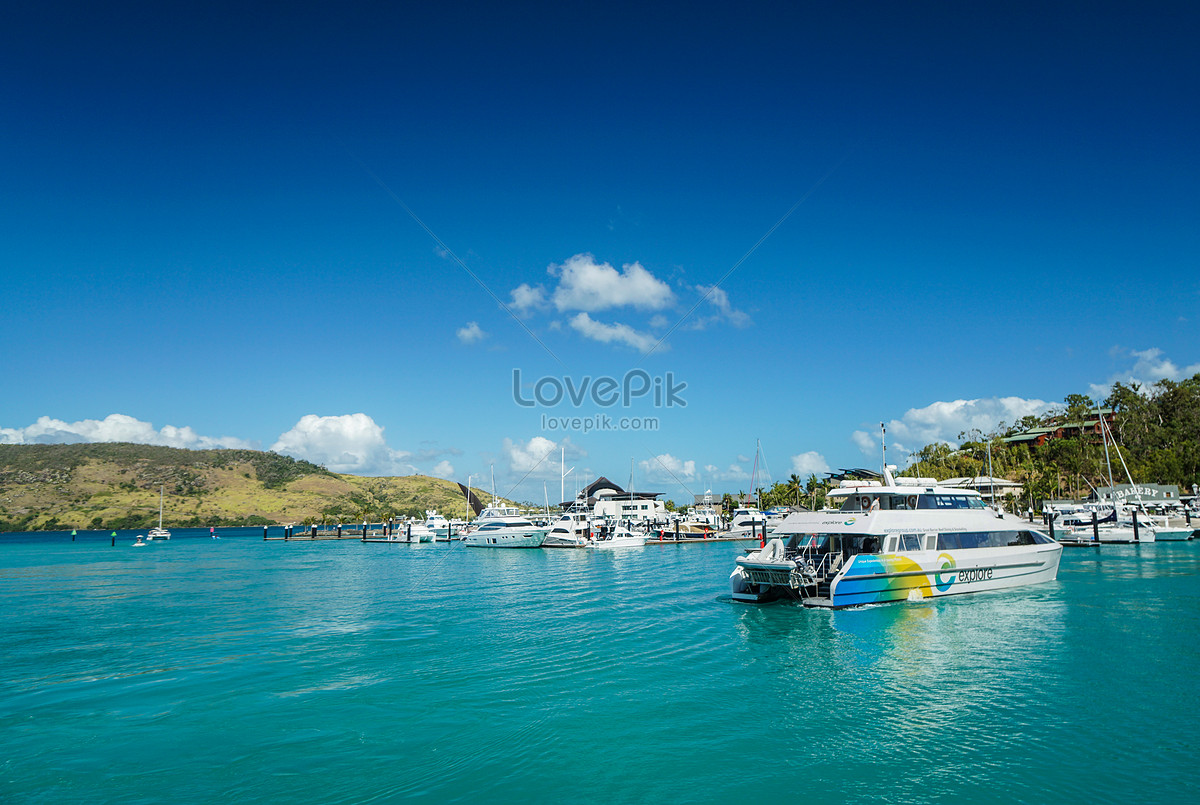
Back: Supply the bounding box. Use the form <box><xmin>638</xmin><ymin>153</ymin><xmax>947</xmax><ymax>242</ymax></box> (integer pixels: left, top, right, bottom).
<box><xmin>456</xmin><ymin>321</ymin><xmax>487</xmax><ymax>344</ymax></box>
<box><xmin>431</xmin><ymin>460</ymin><xmax>455</xmax><ymax>479</ymax></box>
<box><xmin>851</xmin><ymin>396</ymin><xmax>1054</xmax><ymax>462</ymax></box>
<box><xmin>271</xmin><ymin>413</ymin><xmax>412</xmax><ymax>475</ymax></box>
<box><xmin>569</xmin><ymin>312</ymin><xmax>662</xmax><ymax>352</ymax></box>
<box><xmin>549</xmin><ymin>253</ymin><xmax>675</xmax><ymax>312</ymax></box>
<box><xmin>509</xmin><ymin>283</ymin><xmax>548</xmax><ymax>315</ymax></box>
<box><xmin>639</xmin><ymin>453</ymin><xmax>696</xmax><ymax>483</ymax></box>
<box><xmin>691</xmin><ymin>285</ymin><xmax>751</xmax><ymax>329</ymax></box>
<box><xmin>1089</xmin><ymin>347</ymin><xmax>1200</xmax><ymax>399</ymax></box>
<box><xmin>791</xmin><ymin>451</ymin><xmax>831</xmax><ymax>477</ymax></box>
<box><xmin>0</xmin><ymin>414</ymin><xmax>252</xmax><ymax>449</ymax></box>
<box><xmin>501</xmin><ymin>435</ymin><xmax>585</xmax><ymax>479</ymax></box>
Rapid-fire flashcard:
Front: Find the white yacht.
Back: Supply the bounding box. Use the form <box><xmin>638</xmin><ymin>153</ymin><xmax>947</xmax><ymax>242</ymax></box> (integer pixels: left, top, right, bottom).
<box><xmin>393</xmin><ymin>520</ymin><xmax>434</xmax><ymax>543</ymax></box>
<box><xmin>147</xmin><ymin>485</ymin><xmax>171</xmax><ymax>540</ymax></box>
<box><xmin>463</xmin><ymin>502</ymin><xmax>548</xmax><ymax>548</ymax></box>
<box><xmin>590</xmin><ymin>524</ymin><xmax>646</xmax><ymax>549</ymax></box>
<box><xmin>728</xmin><ymin>506</ymin><xmax>767</xmax><ymax>536</ymax></box>
<box><xmin>730</xmin><ymin>467</ymin><xmax>1062</xmax><ymax>608</ymax></box>
<box><xmin>543</xmin><ymin>507</ymin><xmax>592</xmax><ymax>547</ymax></box>
<box><xmin>1061</xmin><ymin>508</ymin><xmax>1162</xmax><ymax>543</ymax></box>
<box><xmin>424</xmin><ymin>510</ymin><xmax>453</xmax><ymax>539</ymax></box>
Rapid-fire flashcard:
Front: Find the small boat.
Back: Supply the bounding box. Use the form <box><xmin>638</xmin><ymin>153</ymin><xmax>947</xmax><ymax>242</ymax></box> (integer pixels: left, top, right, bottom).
<box><xmin>543</xmin><ymin>502</ymin><xmax>592</xmax><ymax>548</ymax></box>
<box><xmin>727</xmin><ymin>506</ymin><xmax>768</xmax><ymax>536</ymax></box>
<box><xmin>391</xmin><ymin>521</ymin><xmax>434</xmax><ymax>542</ymax></box>
<box><xmin>424</xmin><ymin>510</ymin><xmax>453</xmax><ymax>539</ymax></box>
<box><xmin>590</xmin><ymin>524</ymin><xmax>646</xmax><ymax>548</ymax></box>
<box><xmin>660</xmin><ymin>519</ymin><xmax>717</xmax><ymax>539</ymax></box>
<box><xmin>730</xmin><ymin>466</ymin><xmax>1062</xmax><ymax>608</ymax></box>
<box><xmin>147</xmin><ymin>485</ymin><xmax>171</xmax><ymax>540</ymax></box>
<box><xmin>133</xmin><ymin>535</ymin><xmax>147</xmax><ymax>547</ymax></box>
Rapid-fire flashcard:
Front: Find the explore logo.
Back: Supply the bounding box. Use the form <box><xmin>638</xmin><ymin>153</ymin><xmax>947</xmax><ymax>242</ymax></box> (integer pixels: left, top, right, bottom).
<box><xmin>512</xmin><ymin>369</ymin><xmax>687</xmax><ymax>409</ymax></box>
<box><xmin>934</xmin><ymin>553</ymin><xmax>957</xmax><ymax>592</ymax></box>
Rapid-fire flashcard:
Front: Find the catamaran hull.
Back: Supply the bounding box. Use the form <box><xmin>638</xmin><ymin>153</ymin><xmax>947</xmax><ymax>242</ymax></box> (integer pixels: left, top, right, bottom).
<box><xmin>732</xmin><ymin>544</ymin><xmax>1062</xmax><ymax>608</ymax></box>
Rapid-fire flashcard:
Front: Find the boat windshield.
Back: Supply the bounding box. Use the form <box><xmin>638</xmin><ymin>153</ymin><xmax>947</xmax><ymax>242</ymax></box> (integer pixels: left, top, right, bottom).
<box><xmin>478</xmin><ymin>520</ymin><xmax>534</xmax><ymax>531</ymax></box>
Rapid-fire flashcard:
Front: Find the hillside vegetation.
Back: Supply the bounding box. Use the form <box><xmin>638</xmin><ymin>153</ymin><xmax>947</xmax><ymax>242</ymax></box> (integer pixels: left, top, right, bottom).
<box><xmin>752</xmin><ymin>376</ymin><xmax>1200</xmax><ymax>511</ymax></box>
<box><xmin>0</xmin><ymin>443</ymin><xmax>487</xmax><ymax>532</ymax></box>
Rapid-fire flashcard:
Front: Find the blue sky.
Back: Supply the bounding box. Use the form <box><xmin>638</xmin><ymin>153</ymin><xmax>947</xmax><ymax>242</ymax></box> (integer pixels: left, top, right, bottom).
<box><xmin>3</xmin><ymin>1</ymin><xmax>1198</xmax><ymax>504</ymax></box>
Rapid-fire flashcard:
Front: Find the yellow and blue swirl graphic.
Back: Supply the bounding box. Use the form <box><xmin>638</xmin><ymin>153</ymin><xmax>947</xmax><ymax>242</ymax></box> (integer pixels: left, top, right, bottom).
<box><xmin>833</xmin><ymin>555</ymin><xmax>934</xmax><ymax>606</ymax></box>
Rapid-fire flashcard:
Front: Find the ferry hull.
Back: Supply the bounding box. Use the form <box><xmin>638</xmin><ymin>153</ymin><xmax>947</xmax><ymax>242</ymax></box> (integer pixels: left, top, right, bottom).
<box><xmin>732</xmin><ymin>544</ymin><xmax>1062</xmax><ymax>608</ymax></box>
<box><xmin>826</xmin><ymin>545</ymin><xmax>1061</xmax><ymax>607</ymax></box>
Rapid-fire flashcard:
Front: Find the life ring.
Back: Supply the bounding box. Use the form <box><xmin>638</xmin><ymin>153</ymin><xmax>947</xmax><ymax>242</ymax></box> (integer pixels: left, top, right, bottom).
<box><xmin>861</xmin><ymin>496</ymin><xmax>872</xmax><ymax>509</ymax></box>
<box><xmin>907</xmin><ymin>495</ymin><xmax>917</xmax><ymax>509</ymax></box>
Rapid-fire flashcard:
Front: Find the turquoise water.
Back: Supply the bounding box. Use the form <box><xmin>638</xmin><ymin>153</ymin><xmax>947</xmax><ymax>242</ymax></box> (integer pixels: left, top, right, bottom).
<box><xmin>2</xmin><ymin>530</ymin><xmax>1198</xmax><ymax>804</ymax></box>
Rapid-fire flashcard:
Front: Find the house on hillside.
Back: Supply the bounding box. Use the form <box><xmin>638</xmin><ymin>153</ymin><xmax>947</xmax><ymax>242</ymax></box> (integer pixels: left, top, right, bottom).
<box><xmin>1001</xmin><ymin>409</ymin><xmax>1115</xmax><ymax>446</ymax></box>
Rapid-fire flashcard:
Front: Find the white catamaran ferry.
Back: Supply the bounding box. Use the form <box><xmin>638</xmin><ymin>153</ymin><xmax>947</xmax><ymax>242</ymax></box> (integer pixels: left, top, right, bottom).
<box><xmin>730</xmin><ymin>467</ymin><xmax>1062</xmax><ymax>608</ymax></box>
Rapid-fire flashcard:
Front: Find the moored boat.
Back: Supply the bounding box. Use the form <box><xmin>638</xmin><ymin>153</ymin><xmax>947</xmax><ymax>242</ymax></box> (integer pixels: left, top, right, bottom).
<box><xmin>543</xmin><ymin>508</ymin><xmax>592</xmax><ymax>547</ymax></box>
<box><xmin>462</xmin><ymin>501</ymin><xmax>548</xmax><ymax>548</ymax></box>
<box><xmin>147</xmin><ymin>485</ymin><xmax>171</xmax><ymax>540</ymax></box>
<box><xmin>424</xmin><ymin>510</ymin><xmax>453</xmax><ymax>539</ymax></box>
<box><xmin>590</xmin><ymin>524</ymin><xmax>646</xmax><ymax>548</ymax></box>
<box><xmin>730</xmin><ymin>467</ymin><xmax>1062</xmax><ymax>608</ymax></box>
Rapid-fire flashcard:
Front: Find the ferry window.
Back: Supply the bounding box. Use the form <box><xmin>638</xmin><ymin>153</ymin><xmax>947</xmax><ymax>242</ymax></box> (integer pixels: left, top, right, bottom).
<box><xmin>967</xmin><ymin>497</ymin><xmax>987</xmax><ymax>509</ymax></box>
<box><xmin>1005</xmin><ymin>531</ymin><xmax>1036</xmax><ymax>546</ymax></box>
<box><xmin>916</xmin><ymin>495</ymin><xmax>935</xmax><ymax>509</ymax></box>
<box><xmin>937</xmin><ymin>533</ymin><xmax>962</xmax><ymax>550</ymax></box>
<box><xmin>955</xmin><ymin>532</ymin><xmax>987</xmax><ymax>549</ymax></box>
<box><xmin>900</xmin><ymin>534</ymin><xmax>922</xmax><ymax>551</ymax></box>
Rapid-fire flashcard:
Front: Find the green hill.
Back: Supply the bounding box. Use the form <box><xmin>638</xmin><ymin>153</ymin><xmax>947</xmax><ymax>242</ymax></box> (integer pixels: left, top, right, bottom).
<box><xmin>0</xmin><ymin>443</ymin><xmax>495</xmax><ymax>532</ymax></box>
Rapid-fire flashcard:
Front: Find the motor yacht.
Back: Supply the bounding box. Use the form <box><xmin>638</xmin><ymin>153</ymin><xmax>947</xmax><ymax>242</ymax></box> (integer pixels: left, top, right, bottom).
<box><xmin>463</xmin><ymin>502</ymin><xmax>548</xmax><ymax>548</ymax></box>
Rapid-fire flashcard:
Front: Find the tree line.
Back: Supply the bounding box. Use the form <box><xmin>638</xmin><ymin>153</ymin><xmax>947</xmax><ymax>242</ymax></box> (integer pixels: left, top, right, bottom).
<box><xmin>746</xmin><ymin>374</ymin><xmax>1200</xmax><ymax>511</ymax></box>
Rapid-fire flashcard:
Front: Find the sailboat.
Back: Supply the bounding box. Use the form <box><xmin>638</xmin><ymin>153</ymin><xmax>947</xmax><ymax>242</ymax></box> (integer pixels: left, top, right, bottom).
<box><xmin>1062</xmin><ymin>409</ymin><xmax>1158</xmax><ymax>543</ymax></box>
<box><xmin>147</xmin><ymin>485</ymin><xmax>171</xmax><ymax>540</ymax></box>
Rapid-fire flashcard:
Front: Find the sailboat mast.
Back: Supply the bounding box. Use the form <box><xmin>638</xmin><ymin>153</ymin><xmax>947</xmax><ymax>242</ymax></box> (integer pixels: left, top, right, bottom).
<box><xmin>1099</xmin><ymin>405</ymin><xmax>1117</xmax><ymax>505</ymax></box>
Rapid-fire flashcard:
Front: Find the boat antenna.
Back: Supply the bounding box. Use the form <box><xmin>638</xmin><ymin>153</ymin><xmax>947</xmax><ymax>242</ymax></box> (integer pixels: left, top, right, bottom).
<box><xmin>880</xmin><ymin>422</ymin><xmax>887</xmax><ymax>472</ymax></box>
